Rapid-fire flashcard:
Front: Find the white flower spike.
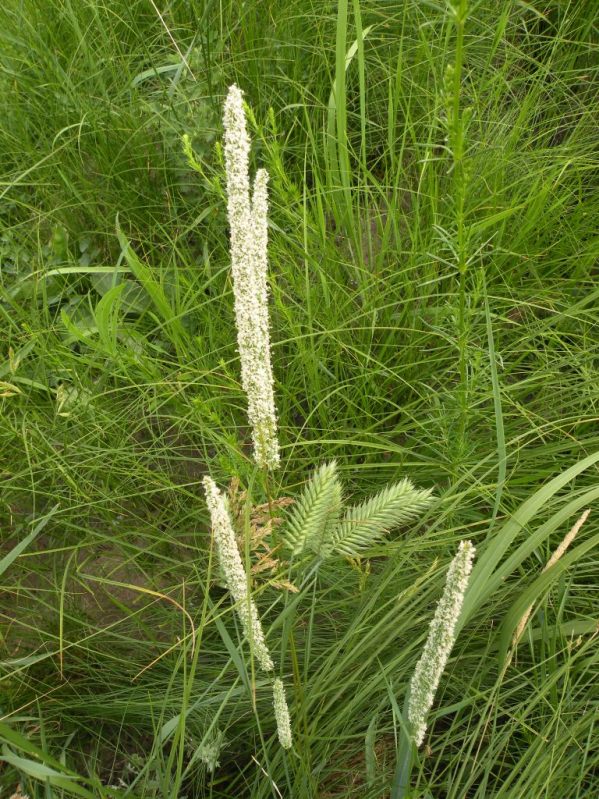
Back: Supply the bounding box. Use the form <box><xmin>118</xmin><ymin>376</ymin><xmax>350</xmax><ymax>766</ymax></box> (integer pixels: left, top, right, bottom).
<box><xmin>408</xmin><ymin>539</ymin><xmax>475</xmax><ymax>747</ymax></box>
<box><xmin>223</xmin><ymin>84</ymin><xmax>280</xmax><ymax>470</ymax></box>
<box><xmin>272</xmin><ymin>677</ymin><xmax>293</xmax><ymax>749</ymax></box>
<box><xmin>203</xmin><ymin>475</ymin><xmax>274</xmax><ymax>672</ymax></box>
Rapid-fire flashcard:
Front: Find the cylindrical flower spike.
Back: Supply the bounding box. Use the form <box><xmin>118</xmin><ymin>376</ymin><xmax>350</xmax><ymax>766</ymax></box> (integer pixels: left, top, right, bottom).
<box><xmin>407</xmin><ymin>540</ymin><xmax>475</xmax><ymax>747</ymax></box>
<box><xmin>203</xmin><ymin>476</ymin><xmax>274</xmax><ymax>672</ymax></box>
<box><xmin>223</xmin><ymin>84</ymin><xmax>280</xmax><ymax>470</ymax></box>
<box><xmin>272</xmin><ymin>677</ymin><xmax>293</xmax><ymax>749</ymax></box>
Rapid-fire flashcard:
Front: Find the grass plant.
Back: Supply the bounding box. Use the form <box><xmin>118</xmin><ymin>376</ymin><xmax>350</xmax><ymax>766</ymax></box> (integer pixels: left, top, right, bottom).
<box><xmin>1</xmin><ymin>1</ymin><xmax>598</xmax><ymax>797</ymax></box>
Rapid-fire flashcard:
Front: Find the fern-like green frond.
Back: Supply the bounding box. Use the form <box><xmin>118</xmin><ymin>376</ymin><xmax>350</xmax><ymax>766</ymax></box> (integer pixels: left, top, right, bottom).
<box><xmin>282</xmin><ymin>461</ymin><xmax>343</xmax><ymax>556</ymax></box>
<box><xmin>324</xmin><ymin>478</ymin><xmax>434</xmax><ymax>557</ymax></box>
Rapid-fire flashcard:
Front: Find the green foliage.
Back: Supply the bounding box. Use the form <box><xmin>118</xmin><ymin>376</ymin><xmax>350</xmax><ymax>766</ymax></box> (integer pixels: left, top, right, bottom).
<box><xmin>1</xmin><ymin>0</ymin><xmax>599</xmax><ymax>797</ymax></box>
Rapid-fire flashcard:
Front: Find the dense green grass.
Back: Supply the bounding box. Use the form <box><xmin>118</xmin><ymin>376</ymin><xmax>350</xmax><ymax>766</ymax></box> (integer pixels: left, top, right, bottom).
<box><xmin>1</xmin><ymin>0</ymin><xmax>598</xmax><ymax>796</ymax></box>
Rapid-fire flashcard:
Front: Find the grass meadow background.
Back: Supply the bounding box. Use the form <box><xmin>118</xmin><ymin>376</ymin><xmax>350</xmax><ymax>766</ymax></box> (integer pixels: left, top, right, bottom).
<box><xmin>1</xmin><ymin>0</ymin><xmax>598</xmax><ymax>796</ymax></box>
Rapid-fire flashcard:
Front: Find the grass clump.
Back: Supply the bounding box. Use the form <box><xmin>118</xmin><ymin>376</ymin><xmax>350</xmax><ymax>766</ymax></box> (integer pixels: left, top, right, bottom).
<box><xmin>1</xmin><ymin>1</ymin><xmax>599</xmax><ymax>798</ymax></box>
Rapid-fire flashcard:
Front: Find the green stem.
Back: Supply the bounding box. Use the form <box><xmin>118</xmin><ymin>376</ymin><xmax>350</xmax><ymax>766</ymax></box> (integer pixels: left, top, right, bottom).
<box><xmin>263</xmin><ymin>467</ymin><xmax>280</xmax><ymax>537</ymax></box>
<box><xmin>452</xmin><ymin>0</ymin><xmax>469</xmax><ymax>459</ymax></box>
<box><xmin>457</xmin><ymin>264</ymin><xmax>468</xmax><ymax>453</ymax></box>
<box><xmin>391</xmin><ymin>694</ymin><xmax>415</xmax><ymax>799</ymax></box>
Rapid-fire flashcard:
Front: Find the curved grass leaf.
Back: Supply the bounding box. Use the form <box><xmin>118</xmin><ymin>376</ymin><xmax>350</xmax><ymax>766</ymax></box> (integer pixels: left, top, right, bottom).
<box><xmin>460</xmin><ymin>449</ymin><xmax>599</xmax><ymax>629</ymax></box>
<box><xmin>497</xmin><ymin>530</ymin><xmax>599</xmax><ymax>666</ymax></box>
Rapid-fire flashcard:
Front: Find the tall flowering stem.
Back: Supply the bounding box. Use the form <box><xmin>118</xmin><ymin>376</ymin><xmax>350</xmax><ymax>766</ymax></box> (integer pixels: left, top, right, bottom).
<box><xmin>272</xmin><ymin>677</ymin><xmax>293</xmax><ymax>749</ymax></box>
<box><xmin>407</xmin><ymin>539</ymin><xmax>475</xmax><ymax>747</ymax></box>
<box><xmin>223</xmin><ymin>84</ymin><xmax>280</xmax><ymax>471</ymax></box>
<box><xmin>203</xmin><ymin>475</ymin><xmax>274</xmax><ymax>672</ymax></box>
<box><xmin>203</xmin><ymin>475</ymin><xmax>293</xmax><ymax>750</ymax></box>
